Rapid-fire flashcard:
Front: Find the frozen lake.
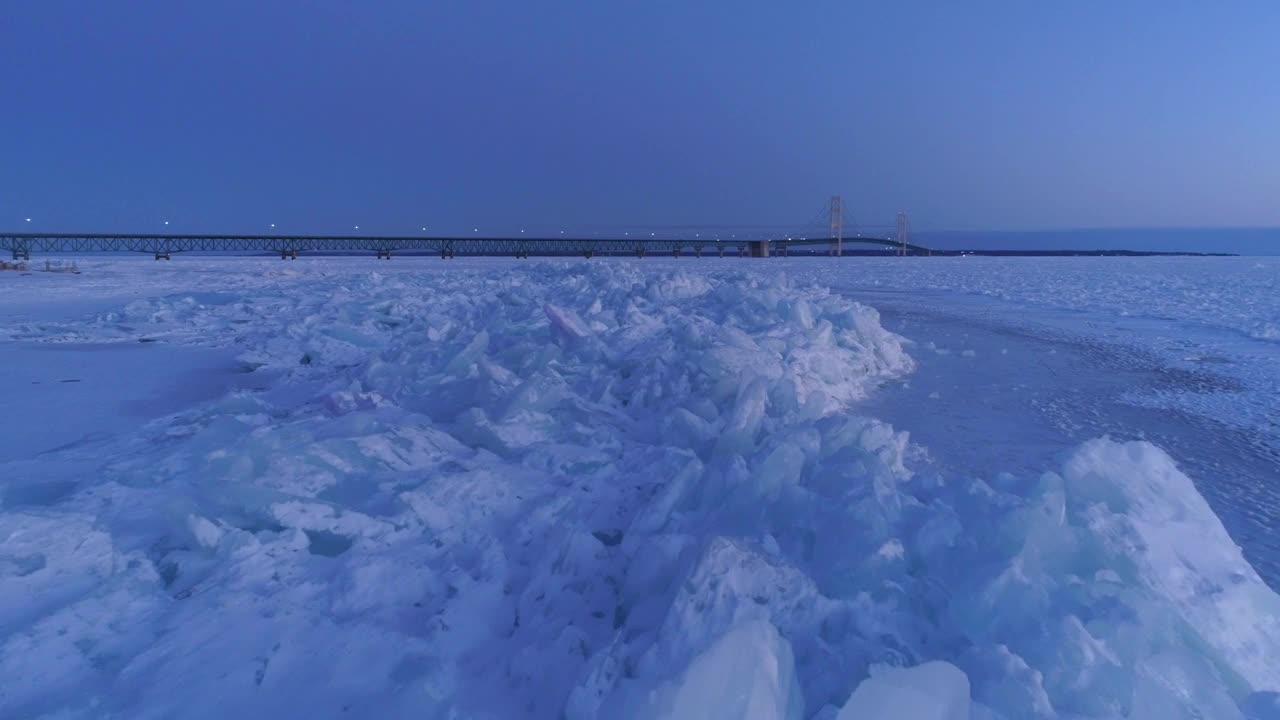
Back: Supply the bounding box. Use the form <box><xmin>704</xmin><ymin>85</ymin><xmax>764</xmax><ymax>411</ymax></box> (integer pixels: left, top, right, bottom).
<box><xmin>1</xmin><ymin>256</ymin><xmax>1278</xmax><ymax>719</ymax></box>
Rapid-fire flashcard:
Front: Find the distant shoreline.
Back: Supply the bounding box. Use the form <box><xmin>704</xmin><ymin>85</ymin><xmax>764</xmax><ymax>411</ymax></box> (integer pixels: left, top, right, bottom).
<box><xmin>876</xmin><ymin>249</ymin><xmax>1235</xmax><ymax>257</ymax></box>
<box><xmin>789</xmin><ymin>249</ymin><xmax>1239</xmax><ymax>258</ymax></box>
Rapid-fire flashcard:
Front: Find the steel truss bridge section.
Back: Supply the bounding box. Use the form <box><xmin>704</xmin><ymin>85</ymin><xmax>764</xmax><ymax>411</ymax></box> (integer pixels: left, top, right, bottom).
<box><xmin>1</xmin><ymin>233</ymin><xmax>934</xmax><ymax>260</ymax></box>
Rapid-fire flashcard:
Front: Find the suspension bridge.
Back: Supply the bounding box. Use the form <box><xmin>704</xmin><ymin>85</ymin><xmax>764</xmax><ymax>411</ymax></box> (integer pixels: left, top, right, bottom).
<box><xmin>3</xmin><ymin>199</ymin><xmax>934</xmax><ymax>260</ymax></box>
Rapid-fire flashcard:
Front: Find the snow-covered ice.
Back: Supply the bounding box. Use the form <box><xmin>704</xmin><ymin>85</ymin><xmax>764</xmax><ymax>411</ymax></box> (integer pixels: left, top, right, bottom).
<box><xmin>810</xmin><ymin>256</ymin><xmax>1280</xmax><ymax>347</ymax></box>
<box><xmin>1</xmin><ymin>256</ymin><xmax>1278</xmax><ymax>719</ymax></box>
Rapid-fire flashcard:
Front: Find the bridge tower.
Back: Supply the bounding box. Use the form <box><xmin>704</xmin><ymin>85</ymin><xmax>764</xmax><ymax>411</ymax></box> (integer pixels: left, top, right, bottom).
<box><xmin>829</xmin><ymin>196</ymin><xmax>843</xmax><ymax>256</ymax></box>
<box><xmin>896</xmin><ymin>211</ymin><xmax>909</xmax><ymax>256</ymax></box>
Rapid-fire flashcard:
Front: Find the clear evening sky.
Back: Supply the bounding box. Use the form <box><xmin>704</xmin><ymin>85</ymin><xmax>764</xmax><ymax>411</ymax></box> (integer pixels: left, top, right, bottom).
<box><xmin>2</xmin><ymin>2</ymin><xmax>1278</xmax><ymax>248</ymax></box>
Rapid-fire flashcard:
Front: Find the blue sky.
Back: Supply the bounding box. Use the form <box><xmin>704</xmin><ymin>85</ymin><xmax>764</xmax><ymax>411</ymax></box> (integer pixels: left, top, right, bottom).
<box><xmin>2</xmin><ymin>1</ymin><xmax>1278</xmax><ymax>242</ymax></box>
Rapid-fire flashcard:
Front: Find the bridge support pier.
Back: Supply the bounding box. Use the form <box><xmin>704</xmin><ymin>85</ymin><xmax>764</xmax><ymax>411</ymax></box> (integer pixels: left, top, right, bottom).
<box><xmin>636</xmin><ymin>248</ymin><xmax>645</xmax><ymax>258</ymax></box>
<box><xmin>749</xmin><ymin>241</ymin><xmax>770</xmax><ymax>258</ymax></box>
<box><xmin>376</xmin><ymin>249</ymin><xmax>392</xmax><ymax>259</ymax></box>
<box><xmin>154</xmin><ymin>252</ymin><xmax>171</xmax><ymax>261</ymax></box>
<box><xmin>583</xmin><ymin>250</ymin><xmax>594</xmax><ymax>259</ymax></box>
<box><xmin>672</xmin><ymin>248</ymin><xmax>680</xmax><ymax>258</ymax></box>
<box><xmin>12</xmin><ymin>249</ymin><xmax>30</xmax><ymax>261</ymax></box>
<box><xmin>280</xmin><ymin>250</ymin><xmax>298</xmax><ymax>260</ymax></box>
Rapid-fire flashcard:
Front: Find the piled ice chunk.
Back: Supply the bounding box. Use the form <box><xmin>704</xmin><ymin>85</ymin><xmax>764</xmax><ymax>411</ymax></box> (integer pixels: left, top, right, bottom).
<box><xmin>575</xmin><ymin>429</ymin><xmax>1280</xmax><ymax>720</ymax></box>
<box><xmin>660</xmin><ymin>620</ymin><xmax>804</xmax><ymax>720</ymax></box>
<box><xmin>2</xmin><ymin>260</ymin><xmax>1278</xmax><ymax>719</ymax></box>
<box><xmin>836</xmin><ymin>661</ymin><xmax>970</xmax><ymax>720</ymax></box>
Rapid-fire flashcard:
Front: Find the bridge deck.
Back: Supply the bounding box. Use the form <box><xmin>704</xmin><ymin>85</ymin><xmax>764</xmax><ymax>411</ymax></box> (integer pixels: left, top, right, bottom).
<box><xmin>1</xmin><ymin>233</ymin><xmax>932</xmax><ymax>259</ymax></box>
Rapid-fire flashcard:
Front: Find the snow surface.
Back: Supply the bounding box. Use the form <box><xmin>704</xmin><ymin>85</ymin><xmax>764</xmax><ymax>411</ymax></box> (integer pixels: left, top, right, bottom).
<box><xmin>2</xmin><ymin>256</ymin><xmax>1279</xmax><ymax>719</ymax></box>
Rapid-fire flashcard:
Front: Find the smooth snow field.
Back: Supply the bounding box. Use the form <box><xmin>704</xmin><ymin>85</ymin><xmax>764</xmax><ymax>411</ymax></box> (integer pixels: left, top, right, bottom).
<box><xmin>1</xmin><ymin>256</ymin><xmax>1278</xmax><ymax>719</ymax></box>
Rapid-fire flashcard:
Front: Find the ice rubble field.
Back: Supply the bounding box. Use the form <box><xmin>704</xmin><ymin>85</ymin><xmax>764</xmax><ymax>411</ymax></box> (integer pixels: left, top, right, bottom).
<box><xmin>2</xmin><ymin>257</ymin><xmax>1280</xmax><ymax>719</ymax></box>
